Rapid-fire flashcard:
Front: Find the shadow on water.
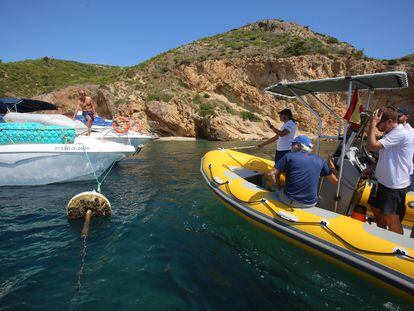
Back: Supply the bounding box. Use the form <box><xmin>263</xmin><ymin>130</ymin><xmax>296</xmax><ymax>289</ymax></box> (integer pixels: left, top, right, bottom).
<box><xmin>0</xmin><ymin>140</ymin><xmax>410</xmax><ymax>310</ymax></box>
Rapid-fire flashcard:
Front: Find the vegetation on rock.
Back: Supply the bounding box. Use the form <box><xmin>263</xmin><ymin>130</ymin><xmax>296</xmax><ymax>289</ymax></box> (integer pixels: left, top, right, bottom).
<box><xmin>0</xmin><ymin>58</ymin><xmax>122</xmax><ymax>97</ymax></box>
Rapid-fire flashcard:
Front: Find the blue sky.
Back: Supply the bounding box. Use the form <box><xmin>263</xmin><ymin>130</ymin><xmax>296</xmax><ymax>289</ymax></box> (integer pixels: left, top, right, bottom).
<box><xmin>1</xmin><ymin>0</ymin><xmax>413</xmax><ymax>66</ymax></box>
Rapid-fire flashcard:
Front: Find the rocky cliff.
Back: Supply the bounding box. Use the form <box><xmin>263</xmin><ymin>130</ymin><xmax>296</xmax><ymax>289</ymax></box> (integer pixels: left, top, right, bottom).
<box><xmin>3</xmin><ymin>19</ymin><xmax>414</xmax><ymax>140</ymax></box>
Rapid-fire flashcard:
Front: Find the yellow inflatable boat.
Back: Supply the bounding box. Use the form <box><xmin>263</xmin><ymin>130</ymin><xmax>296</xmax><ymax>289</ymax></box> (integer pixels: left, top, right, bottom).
<box><xmin>201</xmin><ymin>72</ymin><xmax>414</xmax><ymax>300</ymax></box>
<box><xmin>200</xmin><ymin>148</ymin><xmax>414</xmax><ymax>300</ymax></box>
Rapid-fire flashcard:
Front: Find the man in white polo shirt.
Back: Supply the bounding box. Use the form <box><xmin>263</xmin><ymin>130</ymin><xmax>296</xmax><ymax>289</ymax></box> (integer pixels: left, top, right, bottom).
<box><xmin>397</xmin><ymin>107</ymin><xmax>414</xmax><ymax>191</ymax></box>
<box><xmin>367</xmin><ymin>106</ymin><xmax>414</xmax><ymax>234</ymax></box>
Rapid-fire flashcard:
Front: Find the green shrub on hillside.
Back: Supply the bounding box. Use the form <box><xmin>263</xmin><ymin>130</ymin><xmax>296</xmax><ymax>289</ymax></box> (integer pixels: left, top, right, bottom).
<box><xmin>193</xmin><ymin>94</ymin><xmax>203</xmax><ymax>105</ymax></box>
<box><xmin>326</xmin><ymin>36</ymin><xmax>340</xmax><ymax>44</ymax></box>
<box><xmin>351</xmin><ymin>50</ymin><xmax>365</xmax><ymax>59</ymax></box>
<box><xmin>241</xmin><ymin>111</ymin><xmax>260</xmax><ymax>122</ymax></box>
<box><xmin>147</xmin><ymin>91</ymin><xmax>173</xmax><ymax>102</ymax></box>
<box><xmin>199</xmin><ymin>102</ymin><xmax>215</xmax><ymax>117</ymax></box>
<box><xmin>225</xmin><ymin>105</ymin><xmax>237</xmax><ymax>115</ymax></box>
<box><xmin>283</xmin><ymin>38</ymin><xmax>330</xmax><ymax>56</ymax></box>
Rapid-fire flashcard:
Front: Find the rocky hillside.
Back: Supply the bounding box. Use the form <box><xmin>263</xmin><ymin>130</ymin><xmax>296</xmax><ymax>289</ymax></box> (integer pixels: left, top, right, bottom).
<box><xmin>2</xmin><ymin>19</ymin><xmax>413</xmax><ymax>140</ymax></box>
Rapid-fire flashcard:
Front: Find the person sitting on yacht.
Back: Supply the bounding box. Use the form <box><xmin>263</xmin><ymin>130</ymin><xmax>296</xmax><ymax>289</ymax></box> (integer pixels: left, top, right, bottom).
<box><xmin>258</xmin><ymin>108</ymin><xmax>297</xmax><ymax>163</ymax></box>
<box><xmin>268</xmin><ymin>135</ymin><xmax>338</xmax><ymax>208</ymax></box>
<box><xmin>366</xmin><ymin>107</ymin><xmax>414</xmax><ymax>234</ymax></box>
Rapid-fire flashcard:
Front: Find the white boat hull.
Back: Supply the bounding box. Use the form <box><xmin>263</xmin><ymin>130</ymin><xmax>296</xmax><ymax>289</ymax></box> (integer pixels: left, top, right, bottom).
<box><xmin>88</xmin><ymin>129</ymin><xmax>154</xmax><ymax>149</ymax></box>
<box><xmin>0</xmin><ymin>138</ymin><xmax>135</xmax><ymax>186</ymax></box>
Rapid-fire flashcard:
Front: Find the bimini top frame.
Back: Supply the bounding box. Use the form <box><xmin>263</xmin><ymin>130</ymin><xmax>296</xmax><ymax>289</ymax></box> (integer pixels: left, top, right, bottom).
<box><xmin>264</xmin><ymin>71</ymin><xmax>408</xmax><ymax>152</ymax></box>
<box><xmin>264</xmin><ymin>71</ymin><xmax>408</xmax><ymax>212</ymax></box>
<box><xmin>264</xmin><ymin>71</ymin><xmax>408</xmax><ymax>98</ymax></box>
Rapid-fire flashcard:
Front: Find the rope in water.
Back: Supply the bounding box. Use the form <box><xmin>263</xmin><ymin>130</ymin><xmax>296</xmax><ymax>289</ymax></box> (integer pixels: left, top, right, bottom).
<box><xmin>69</xmin><ymin>235</ymin><xmax>87</xmax><ymax>310</ymax></box>
<box><xmin>76</xmin><ymin>236</ymin><xmax>87</xmax><ymax>292</ymax></box>
<box><xmin>83</xmin><ymin>148</ymin><xmax>117</xmax><ymax>193</ymax></box>
<box><xmin>208</xmin><ymin>163</ymin><xmax>414</xmax><ymax>261</ymax></box>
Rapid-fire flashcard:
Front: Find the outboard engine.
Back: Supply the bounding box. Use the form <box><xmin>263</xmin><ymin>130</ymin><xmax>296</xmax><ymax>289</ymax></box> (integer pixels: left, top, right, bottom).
<box><xmin>318</xmin><ymin>150</ymin><xmax>363</xmax><ymax>215</ymax></box>
<box><xmin>318</xmin><ymin>111</ymin><xmax>374</xmax><ymax>215</ymax></box>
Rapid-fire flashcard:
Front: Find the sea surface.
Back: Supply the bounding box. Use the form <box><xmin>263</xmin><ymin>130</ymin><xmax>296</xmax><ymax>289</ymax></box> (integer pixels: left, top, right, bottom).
<box><xmin>0</xmin><ymin>140</ymin><xmax>411</xmax><ymax>310</ymax></box>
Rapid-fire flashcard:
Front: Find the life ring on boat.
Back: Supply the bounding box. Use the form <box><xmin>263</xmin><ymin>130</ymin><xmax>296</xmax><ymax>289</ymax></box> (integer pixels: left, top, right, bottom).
<box><xmin>112</xmin><ymin>116</ymin><xmax>131</xmax><ymax>134</ymax></box>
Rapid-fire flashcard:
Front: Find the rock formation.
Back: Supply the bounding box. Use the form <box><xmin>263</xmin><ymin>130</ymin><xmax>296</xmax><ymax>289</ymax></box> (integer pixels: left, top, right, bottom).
<box><xmin>5</xmin><ymin>19</ymin><xmax>414</xmax><ymax>140</ymax></box>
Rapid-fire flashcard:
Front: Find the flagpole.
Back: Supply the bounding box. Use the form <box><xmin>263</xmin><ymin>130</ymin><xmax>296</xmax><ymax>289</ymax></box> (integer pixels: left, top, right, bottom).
<box><xmin>334</xmin><ymin>80</ymin><xmax>353</xmax><ymax>213</ymax></box>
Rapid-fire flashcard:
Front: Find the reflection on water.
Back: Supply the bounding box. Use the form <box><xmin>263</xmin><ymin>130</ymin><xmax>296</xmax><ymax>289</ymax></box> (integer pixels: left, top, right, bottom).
<box><xmin>0</xmin><ymin>140</ymin><xmax>410</xmax><ymax>310</ymax></box>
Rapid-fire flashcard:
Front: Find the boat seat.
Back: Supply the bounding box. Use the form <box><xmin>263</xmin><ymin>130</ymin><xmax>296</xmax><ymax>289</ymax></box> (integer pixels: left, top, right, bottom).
<box><xmin>227</xmin><ymin>166</ymin><xmax>268</xmax><ymax>189</ymax></box>
<box><xmin>227</xmin><ymin>167</ymin><xmax>261</xmax><ymax>179</ymax></box>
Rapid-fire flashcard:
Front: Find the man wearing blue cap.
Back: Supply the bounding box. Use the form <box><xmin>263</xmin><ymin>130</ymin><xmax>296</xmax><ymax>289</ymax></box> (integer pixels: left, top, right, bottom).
<box><xmin>268</xmin><ymin>135</ymin><xmax>338</xmax><ymax>208</ymax></box>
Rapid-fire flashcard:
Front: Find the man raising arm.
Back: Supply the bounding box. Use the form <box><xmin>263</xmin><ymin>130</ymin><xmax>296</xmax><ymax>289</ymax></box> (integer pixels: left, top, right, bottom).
<box><xmin>366</xmin><ymin>107</ymin><xmax>413</xmax><ymax>234</ymax></box>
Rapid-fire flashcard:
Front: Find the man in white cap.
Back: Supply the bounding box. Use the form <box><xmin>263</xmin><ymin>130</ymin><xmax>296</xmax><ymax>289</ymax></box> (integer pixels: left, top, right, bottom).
<box><xmin>268</xmin><ymin>135</ymin><xmax>338</xmax><ymax>208</ymax></box>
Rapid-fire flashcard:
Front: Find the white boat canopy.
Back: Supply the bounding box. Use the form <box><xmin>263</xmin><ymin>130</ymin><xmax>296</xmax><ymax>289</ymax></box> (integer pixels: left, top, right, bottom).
<box><xmin>264</xmin><ymin>71</ymin><xmax>408</xmax><ymax>99</ymax></box>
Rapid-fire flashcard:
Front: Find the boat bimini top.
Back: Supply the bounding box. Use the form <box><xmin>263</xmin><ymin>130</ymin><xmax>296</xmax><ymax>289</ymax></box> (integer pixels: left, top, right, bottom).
<box><xmin>264</xmin><ymin>71</ymin><xmax>408</xmax><ymax>98</ymax></box>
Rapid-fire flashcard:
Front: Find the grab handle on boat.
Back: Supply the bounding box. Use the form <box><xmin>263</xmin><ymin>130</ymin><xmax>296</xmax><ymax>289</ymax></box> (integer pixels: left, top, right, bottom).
<box><xmin>218</xmin><ymin>145</ymin><xmax>257</xmax><ymax>151</ymax></box>
<box><xmin>209</xmin><ymin>164</ymin><xmax>230</xmax><ymax>186</ymax></box>
<box><xmin>276</xmin><ymin>211</ymin><xmax>298</xmax><ymax>222</ymax></box>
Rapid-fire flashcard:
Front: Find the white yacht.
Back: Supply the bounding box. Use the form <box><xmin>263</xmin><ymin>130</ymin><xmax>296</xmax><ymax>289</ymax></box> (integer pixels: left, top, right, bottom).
<box><xmin>0</xmin><ymin>98</ymin><xmax>136</xmax><ymax>186</ymax></box>
<box><xmin>0</xmin><ymin>135</ymin><xmax>135</xmax><ymax>186</ymax></box>
<box><xmin>5</xmin><ymin>112</ymin><xmax>156</xmax><ymax>150</ymax></box>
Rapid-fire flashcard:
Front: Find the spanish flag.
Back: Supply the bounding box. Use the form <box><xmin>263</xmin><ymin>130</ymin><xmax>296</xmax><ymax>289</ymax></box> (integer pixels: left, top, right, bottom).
<box><xmin>343</xmin><ymin>87</ymin><xmax>363</xmax><ymax>125</ymax></box>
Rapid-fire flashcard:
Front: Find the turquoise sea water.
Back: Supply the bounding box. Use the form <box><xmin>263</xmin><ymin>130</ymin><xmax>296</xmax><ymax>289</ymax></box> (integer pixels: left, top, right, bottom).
<box><xmin>0</xmin><ymin>141</ymin><xmax>411</xmax><ymax>310</ymax></box>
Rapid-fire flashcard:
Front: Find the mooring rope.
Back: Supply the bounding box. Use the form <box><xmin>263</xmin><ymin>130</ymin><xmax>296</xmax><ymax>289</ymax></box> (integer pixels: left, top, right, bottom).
<box><xmin>83</xmin><ymin>148</ymin><xmax>117</xmax><ymax>193</ymax></box>
<box><xmin>76</xmin><ymin>235</ymin><xmax>88</xmax><ymax>292</ymax></box>
<box><xmin>69</xmin><ymin>235</ymin><xmax>88</xmax><ymax>310</ymax></box>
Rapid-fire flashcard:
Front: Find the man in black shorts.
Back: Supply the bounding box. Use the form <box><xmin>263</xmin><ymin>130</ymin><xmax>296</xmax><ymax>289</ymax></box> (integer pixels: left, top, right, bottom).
<box><xmin>367</xmin><ymin>107</ymin><xmax>414</xmax><ymax>234</ymax></box>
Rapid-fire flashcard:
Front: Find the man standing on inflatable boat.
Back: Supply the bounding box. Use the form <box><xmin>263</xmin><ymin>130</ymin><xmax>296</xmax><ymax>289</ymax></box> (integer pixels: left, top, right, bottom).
<box><xmin>366</xmin><ymin>107</ymin><xmax>414</xmax><ymax>234</ymax></box>
<box><xmin>397</xmin><ymin>107</ymin><xmax>414</xmax><ymax>192</ymax></box>
<box><xmin>73</xmin><ymin>89</ymin><xmax>96</xmax><ymax>136</ymax></box>
<box><xmin>258</xmin><ymin>108</ymin><xmax>297</xmax><ymax>163</ymax></box>
<box><xmin>268</xmin><ymin>135</ymin><xmax>339</xmax><ymax>208</ymax></box>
